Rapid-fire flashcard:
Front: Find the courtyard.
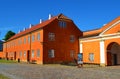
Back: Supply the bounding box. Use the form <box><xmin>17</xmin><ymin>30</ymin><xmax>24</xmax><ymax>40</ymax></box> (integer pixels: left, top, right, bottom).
<box><xmin>0</xmin><ymin>63</ymin><xmax>120</xmax><ymax>79</ymax></box>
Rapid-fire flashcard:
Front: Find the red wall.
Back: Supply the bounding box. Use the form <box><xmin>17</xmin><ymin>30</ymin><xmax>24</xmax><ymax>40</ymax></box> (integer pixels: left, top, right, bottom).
<box><xmin>43</xmin><ymin>19</ymin><xmax>82</xmax><ymax>63</ymax></box>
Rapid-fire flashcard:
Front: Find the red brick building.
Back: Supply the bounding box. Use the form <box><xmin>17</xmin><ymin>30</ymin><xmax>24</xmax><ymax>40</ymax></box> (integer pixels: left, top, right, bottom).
<box><xmin>3</xmin><ymin>14</ymin><xmax>82</xmax><ymax>64</ymax></box>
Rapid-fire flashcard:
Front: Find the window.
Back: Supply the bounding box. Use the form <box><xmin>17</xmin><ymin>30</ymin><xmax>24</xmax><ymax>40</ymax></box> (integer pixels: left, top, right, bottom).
<box><xmin>70</xmin><ymin>35</ymin><xmax>75</xmax><ymax>42</ymax></box>
<box><xmin>37</xmin><ymin>33</ymin><xmax>40</xmax><ymax>41</ymax></box>
<box><xmin>28</xmin><ymin>36</ymin><xmax>30</xmax><ymax>43</ymax></box>
<box><xmin>59</xmin><ymin>21</ymin><xmax>66</xmax><ymax>28</ymax></box>
<box><xmin>48</xmin><ymin>49</ymin><xmax>54</xmax><ymax>58</ymax></box>
<box><xmin>24</xmin><ymin>51</ymin><xmax>26</xmax><ymax>57</ymax></box>
<box><xmin>24</xmin><ymin>37</ymin><xmax>26</xmax><ymax>44</ymax></box>
<box><xmin>48</xmin><ymin>33</ymin><xmax>55</xmax><ymax>41</ymax></box>
<box><xmin>20</xmin><ymin>51</ymin><xmax>22</xmax><ymax>57</ymax></box>
<box><xmin>18</xmin><ymin>39</ymin><xmax>22</xmax><ymax>45</ymax></box>
<box><xmin>32</xmin><ymin>35</ymin><xmax>35</xmax><ymax>42</ymax></box>
<box><xmin>70</xmin><ymin>50</ymin><xmax>75</xmax><ymax>58</ymax></box>
<box><xmin>32</xmin><ymin>50</ymin><xmax>34</xmax><ymax>58</ymax></box>
<box><xmin>37</xmin><ymin>49</ymin><xmax>40</xmax><ymax>57</ymax></box>
<box><xmin>89</xmin><ymin>53</ymin><xmax>94</xmax><ymax>61</ymax></box>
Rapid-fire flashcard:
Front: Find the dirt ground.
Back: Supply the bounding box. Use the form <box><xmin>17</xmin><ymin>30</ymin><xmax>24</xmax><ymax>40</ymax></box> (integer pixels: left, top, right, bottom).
<box><xmin>0</xmin><ymin>63</ymin><xmax>120</xmax><ymax>79</ymax></box>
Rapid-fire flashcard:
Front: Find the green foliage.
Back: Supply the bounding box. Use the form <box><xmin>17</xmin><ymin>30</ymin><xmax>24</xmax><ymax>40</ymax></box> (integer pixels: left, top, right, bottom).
<box><xmin>0</xmin><ymin>59</ymin><xmax>17</xmax><ymax>63</ymax></box>
<box><xmin>0</xmin><ymin>74</ymin><xmax>10</xmax><ymax>79</ymax></box>
<box><xmin>3</xmin><ymin>30</ymin><xmax>15</xmax><ymax>41</ymax></box>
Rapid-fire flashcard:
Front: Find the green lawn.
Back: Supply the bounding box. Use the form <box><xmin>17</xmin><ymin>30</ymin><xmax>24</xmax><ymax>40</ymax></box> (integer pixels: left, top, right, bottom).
<box><xmin>0</xmin><ymin>74</ymin><xmax>10</xmax><ymax>79</ymax></box>
<box><xmin>0</xmin><ymin>59</ymin><xmax>17</xmax><ymax>63</ymax></box>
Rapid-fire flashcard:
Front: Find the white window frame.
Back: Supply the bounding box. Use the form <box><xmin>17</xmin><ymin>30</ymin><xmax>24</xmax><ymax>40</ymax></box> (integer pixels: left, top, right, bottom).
<box><xmin>24</xmin><ymin>37</ymin><xmax>26</xmax><ymax>44</ymax></box>
<box><xmin>59</xmin><ymin>21</ymin><xmax>66</xmax><ymax>28</ymax></box>
<box><xmin>89</xmin><ymin>53</ymin><xmax>94</xmax><ymax>61</ymax></box>
<box><xmin>24</xmin><ymin>51</ymin><xmax>26</xmax><ymax>57</ymax></box>
<box><xmin>37</xmin><ymin>33</ymin><xmax>40</xmax><ymax>41</ymax></box>
<box><xmin>32</xmin><ymin>35</ymin><xmax>35</xmax><ymax>42</ymax></box>
<box><xmin>48</xmin><ymin>49</ymin><xmax>55</xmax><ymax>58</ymax></box>
<box><xmin>70</xmin><ymin>50</ymin><xmax>75</xmax><ymax>58</ymax></box>
<box><xmin>28</xmin><ymin>36</ymin><xmax>30</xmax><ymax>43</ymax></box>
<box><xmin>20</xmin><ymin>51</ymin><xmax>22</xmax><ymax>57</ymax></box>
<box><xmin>48</xmin><ymin>33</ymin><xmax>55</xmax><ymax>41</ymax></box>
<box><xmin>37</xmin><ymin>49</ymin><xmax>40</xmax><ymax>57</ymax></box>
<box><xmin>70</xmin><ymin>35</ymin><xmax>75</xmax><ymax>43</ymax></box>
<box><xmin>32</xmin><ymin>50</ymin><xmax>34</xmax><ymax>58</ymax></box>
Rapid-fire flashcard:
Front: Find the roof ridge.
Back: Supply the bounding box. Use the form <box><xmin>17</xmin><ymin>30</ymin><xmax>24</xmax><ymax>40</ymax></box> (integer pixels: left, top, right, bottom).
<box><xmin>8</xmin><ymin>15</ymin><xmax>58</xmax><ymax>41</ymax></box>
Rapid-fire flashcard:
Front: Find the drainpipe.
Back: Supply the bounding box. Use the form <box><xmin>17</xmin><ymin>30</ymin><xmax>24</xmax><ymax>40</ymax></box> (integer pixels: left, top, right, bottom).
<box><xmin>30</xmin><ymin>32</ymin><xmax>32</xmax><ymax>62</ymax></box>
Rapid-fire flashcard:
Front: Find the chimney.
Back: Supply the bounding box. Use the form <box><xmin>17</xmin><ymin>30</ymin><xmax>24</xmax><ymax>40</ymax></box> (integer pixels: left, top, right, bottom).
<box><xmin>29</xmin><ymin>24</ymin><xmax>32</xmax><ymax>28</ymax></box>
<box><xmin>40</xmin><ymin>19</ymin><xmax>42</xmax><ymax>24</ymax></box>
<box><xmin>103</xmin><ymin>24</ymin><xmax>106</xmax><ymax>26</ymax></box>
<box><xmin>23</xmin><ymin>27</ymin><xmax>26</xmax><ymax>31</ymax></box>
<box><xmin>48</xmin><ymin>14</ymin><xmax>52</xmax><ymax>20</ymax></box>
<box><xmin>18</xmin><ymin>30</ymin><xmax>21</xmax><ymax>33</ymax></box>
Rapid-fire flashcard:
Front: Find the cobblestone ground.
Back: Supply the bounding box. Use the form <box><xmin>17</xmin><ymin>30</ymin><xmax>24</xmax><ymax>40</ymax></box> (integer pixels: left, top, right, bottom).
<box><xmin>0</xmin><ymin>63</ymin><xmax>120</xmax><ymax>79</ymax></box>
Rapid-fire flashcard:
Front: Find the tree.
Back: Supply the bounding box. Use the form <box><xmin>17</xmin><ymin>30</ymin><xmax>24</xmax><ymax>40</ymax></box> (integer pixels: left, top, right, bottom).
<box><xmin>3</xmin><ymin>30</ymin><xmax>15</xmax><ymax>41</ymax></box>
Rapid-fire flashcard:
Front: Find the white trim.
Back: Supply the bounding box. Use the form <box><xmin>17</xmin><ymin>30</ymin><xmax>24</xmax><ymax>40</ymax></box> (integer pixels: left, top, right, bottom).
<box><xmin>100</xmin><ymin>40</ymin><xmax>105</xmax><ymax>64</ymax></box>
<box><xmin>80</xmin><ymin>33</ymin><xmax>120</xmax><ymax>41</ymax></box>
<box><xmin>99</xmin><ymin>20</ymin><xmax>120</xmax><ymax>36</ymax></box>
<box><xmin>80</xmin><ymin>42</ymin><xmax>83</xmax><ymax>53</ymax></box>
<box><xmin>80</xmin><ymin>33</ymin><xmax>120</xmax><ymax>43</ymax></box>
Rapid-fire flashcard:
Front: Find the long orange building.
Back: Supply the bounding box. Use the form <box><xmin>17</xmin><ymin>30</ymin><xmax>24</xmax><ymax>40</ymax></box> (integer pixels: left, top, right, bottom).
<box><xmin>3</xmin><ymin>14</ymin><xmax>82</xmax><ymax>64</ymax></box>
<box><xmin>2</xmin><ymin>14</ymin><xmax>120</xmax><ymax>66</ymax></box>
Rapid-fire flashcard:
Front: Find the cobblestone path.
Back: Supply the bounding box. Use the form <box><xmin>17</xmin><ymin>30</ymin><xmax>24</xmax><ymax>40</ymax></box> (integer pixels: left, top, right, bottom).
<box><xmin>0</xmin><ymin>63</ymin><xmax>120</xmax><ymax>79</ymax></box>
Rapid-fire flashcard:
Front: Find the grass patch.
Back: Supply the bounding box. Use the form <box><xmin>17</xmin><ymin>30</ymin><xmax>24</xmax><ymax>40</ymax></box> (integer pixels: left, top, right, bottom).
<box><xmin>0</xmin><ymin>74</ymin><xmax>10</xmax><ymax>79</ymax></box>
<box><xmin>0</xmin><ymin>59</ymin><xmax>17</xmax><ymax>63</ymax></box>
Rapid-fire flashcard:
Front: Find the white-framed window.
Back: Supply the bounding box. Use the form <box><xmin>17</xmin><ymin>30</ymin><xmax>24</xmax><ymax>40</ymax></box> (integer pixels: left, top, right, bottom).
<box><xmin>37</xmin><ymin>49</ymin><xmax>40</xmax><ymax>57</ymax></box>
<box><xmin>37</xmin><ymin>33</ymin><xmax>40</xmax><ymax>41</ymax></box>
<box><xmin>59</xmin><ymin>21</ymin><xmax>66</xmax><ymax>28</ymax></box>
<box><xmin>32</xmin><ymin>35</ymin><xmax>35</xmax><ymax>42</ymax></box>
<box><xmin>18</xmin><ymin>38</ymin><xmax>22</xmax><ymax>45</ymax></box>
<box><xmin>89</xmin><ymin>53</ymin><xmax>94</xmax><ymax>61</ymax></box>
<box><xmin>70</xmin><ymin>35</ymin><xmax>75</xmax><ymax>43</ymax></box>
<box><xmin>48</xmin><ymin>33</ymin><xmax>55</xmax><ymax>41</ymax></box>
<box><xmin>20</xmin><ymin>51</ymin><xmax>22</xmax><ymax>57</ymax></box>
<box><xmin>24</xmin><ymin>51</ymin><xmax>26</xmax><ymax>57</ymax></box>
<box><xmin>28</xmin><ymin>36</ymin><xmax>30</xmax><ymax>43</ymax></box>
<box><xmin>24</xmin><ymin>37</ymin><xmax>26</xmax><ymax>44</ymax></box>
<box><xmin>70</xmin><ymin>50</ymin><xmax>75</xmax><ymax>58</ymax></box>
<box><xmin>48</xmin><ymin>49</ymin><xmax>55</xmax><ymax>58</ymax></box>
<box><xmin>32</xmin><ymin>50</ymin><xmax>34</xmax><ymax>58</ymax></box>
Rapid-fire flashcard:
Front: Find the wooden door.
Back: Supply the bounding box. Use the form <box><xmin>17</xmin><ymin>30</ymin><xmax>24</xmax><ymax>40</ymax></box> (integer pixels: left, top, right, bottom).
<box><xmin>27</xmin><ymin>50</ymin><xmax>30</xmax><ymax>62</ymax></box>
<box><xmin>107</xmin><ymin>52</ymin><xmax>112</xmax><ymax>66</ymax></box>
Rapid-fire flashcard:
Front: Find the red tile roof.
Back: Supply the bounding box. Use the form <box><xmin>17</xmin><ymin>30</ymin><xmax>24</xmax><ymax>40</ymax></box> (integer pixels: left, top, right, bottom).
<box><xmin>8</xmin><ymin>13</ymin><xmax>71</xmax><ymax>41</ymax></box>
<box><xmin>83</xmin><ymin>29</ymin><xmax>101</xmax><ymax>37</ymax></box>
<box><xmin>83</xmin><ymin>16</ymin><xmax>120</xmax><ymax>37</ymax></box>
<box><xmin>8</xmin><ymin>15</ymin><xmax>58</xmax><ymax>41</ymax></box>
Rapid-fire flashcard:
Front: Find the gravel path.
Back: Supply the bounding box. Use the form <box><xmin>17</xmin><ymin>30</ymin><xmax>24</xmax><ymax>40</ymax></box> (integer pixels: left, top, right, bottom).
<box><xmin>0</xmin><ymin>63</ymin><xmax>120</xmax><ymax>79</ymax></box>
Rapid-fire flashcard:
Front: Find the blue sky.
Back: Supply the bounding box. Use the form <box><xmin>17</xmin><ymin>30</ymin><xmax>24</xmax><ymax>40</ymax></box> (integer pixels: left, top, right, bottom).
<box><xmin>0</xmin><ymin>0</ymin><xmax>120</xmax><ymax>40</ymax></box>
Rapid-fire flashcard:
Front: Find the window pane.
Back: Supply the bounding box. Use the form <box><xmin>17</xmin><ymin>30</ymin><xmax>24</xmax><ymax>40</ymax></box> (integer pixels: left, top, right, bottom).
<box><xmin>37</xmin><ymin>49</ymin><xmax>40</xmax><ymax>57</ymax></box>
<box><xmin>24</xmin><ymin>37</ymin><xmax>26</xmax><ymax>44</ymax></box>
<box><xmin>70</xmin><ymin>35</ymin><xmax>75</xmax><ymax>42</ymax></box>
<box><xmin>48</xmin><ymin>49</ymin><xmax>54</xmax><ymax>58</ymax></box>
<box><xmin>70</xmin><ymin>50</ymin><xmax>75</xmax><ymax>58</ymax></box>
<box><xmin>48</xmin><ymin>33</ymin><xmax>55</xmax><ymax>41</ymax></box>
<box><xmin>24</xmin><ymin>51</ymin><xmax>26</xmax><ymax>57</ymax></box>
<box><xmin>37</xmin><ymin>33</ymin><xmax>40</xmax><ymax>41</ymax></box>
<box><xmin>20</xmin><ymin>51</ymin><xmax>22</xmax><ymax>57</ymax></box>
<box><xmin>28</xmin><ymin>36</ymin><xmax>30</xmax><ymax>43</ymax></box>
<box><xmin>18</xmin><ymin>39</ymin><xmax>22</xmax><ymax>45</ymax></box>
<box><xmin>59</xmin><ymin>21</ymin><xmax>66</xmax><ymax>28</ymax></box>
<box><xmin>32</xmin><ymin>35</ymin><xmax>35</xmax><ymax>42</ymax></box>
<box><xmin>89</xmin><ymin>53</ymin><xmax>94</xmax><ymax>61</ymax></box>
<box><xmin>32</xmin><ymin>50</ymin><xmax>34</xmax><ymax>58</ymax></box>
